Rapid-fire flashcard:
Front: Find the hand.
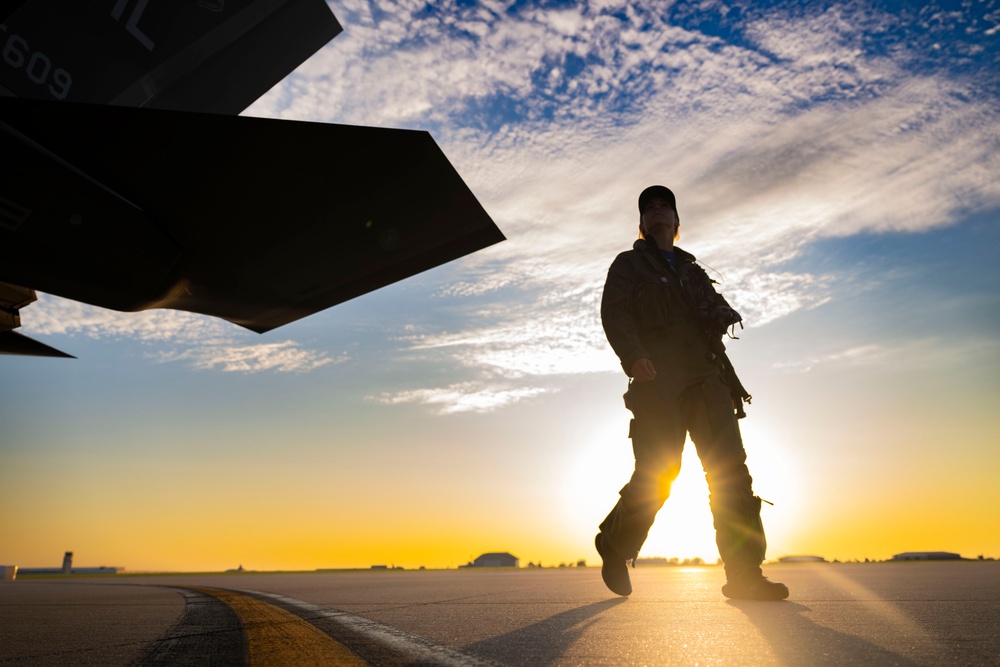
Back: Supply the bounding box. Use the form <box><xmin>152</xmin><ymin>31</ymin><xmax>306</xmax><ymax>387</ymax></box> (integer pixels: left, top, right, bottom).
<box><xmin>630</xmin><ymin>358</ymin><xmax>657</xmax><ymax>382</ymax></box>
<box><xmin>711</xmin><ymin>306</ymin><xmax>742</xmax><ymax>333</ymax></box>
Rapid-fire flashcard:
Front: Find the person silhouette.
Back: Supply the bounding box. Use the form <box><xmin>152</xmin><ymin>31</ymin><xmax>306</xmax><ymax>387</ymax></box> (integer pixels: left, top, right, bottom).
<box><xmin>595</xmin><ymin>185</ymin><xmax>788</xmax><ymax>601</ymax></box>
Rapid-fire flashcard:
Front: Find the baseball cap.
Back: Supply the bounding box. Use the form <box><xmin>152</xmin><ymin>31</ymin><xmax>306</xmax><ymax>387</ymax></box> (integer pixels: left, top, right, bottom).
<box><xmin>638</xmin><ymin>185</ymin><xmax>677</xmax><ymax>214</ymax></box>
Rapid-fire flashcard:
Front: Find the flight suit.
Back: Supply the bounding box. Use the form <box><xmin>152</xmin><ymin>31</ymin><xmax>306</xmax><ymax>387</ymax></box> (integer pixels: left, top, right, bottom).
<box><xmin>598</xmin><ymin>238</ymin><xmax>767</xmax><ymax>582</ymax></box>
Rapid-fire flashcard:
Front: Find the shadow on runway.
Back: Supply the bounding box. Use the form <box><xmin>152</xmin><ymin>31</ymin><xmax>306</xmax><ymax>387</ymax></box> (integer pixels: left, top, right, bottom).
<box><xmin>727</xmin><ymin>600</ymin><xmax>921</xmax><ymax>666</ymax></box>
<box><xmin>462</xmin><ymin>598</ymin><xmax>627</xmax><ymax>665</ymax></box>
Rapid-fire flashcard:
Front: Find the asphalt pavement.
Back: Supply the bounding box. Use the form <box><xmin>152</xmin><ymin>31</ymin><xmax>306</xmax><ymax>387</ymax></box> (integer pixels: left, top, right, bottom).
<box><xmin>1</xmin><ymin>561</ymin><xmax>997</xmax><ymax>665</ymax></box>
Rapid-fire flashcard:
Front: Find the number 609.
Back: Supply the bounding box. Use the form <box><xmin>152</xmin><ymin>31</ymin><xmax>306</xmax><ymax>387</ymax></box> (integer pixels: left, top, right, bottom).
<box><xmin>2</xmin><ymin>29</ymin><xmax>73</xmax><ymax>100</ymax></box>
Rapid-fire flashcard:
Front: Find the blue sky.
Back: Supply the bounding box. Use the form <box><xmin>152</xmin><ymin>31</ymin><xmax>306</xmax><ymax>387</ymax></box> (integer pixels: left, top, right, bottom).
<box><xmin>3</xmin><ymin>0</ymin><xmax>999</xmax><ymax>570</ymax></box>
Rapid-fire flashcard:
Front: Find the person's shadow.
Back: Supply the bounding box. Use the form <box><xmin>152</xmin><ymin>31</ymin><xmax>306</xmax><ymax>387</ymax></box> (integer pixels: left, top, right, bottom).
<box><xmin>727</xmin><ymin>599</ymin><xmax>921</xmax><ymax>666</ymax></box>
<box><xmin>462</xmin><ymin>598</ymin><xmax>627</xmax><ymax>665</ymax></box>
<box><xmin>461</xmin><ymin>597</ymin><xmax>922</xmax><ymax>666</ymax></box>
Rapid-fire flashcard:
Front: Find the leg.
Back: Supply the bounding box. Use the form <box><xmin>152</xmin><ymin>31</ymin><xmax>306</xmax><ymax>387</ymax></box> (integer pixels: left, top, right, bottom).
<box><xmin>686</xmin><ymin>376</ymin><xmax>788</xmax><ymax>600</ymax></box>
<box><xmin>599</xmin><ymin>380</ymin><xmax>686</xmax><ymax>560</ymax></box>
<box><xmin>596</xmin><ymin>380</ymin><xmax>685</xmax><ymax>596</ymax></box>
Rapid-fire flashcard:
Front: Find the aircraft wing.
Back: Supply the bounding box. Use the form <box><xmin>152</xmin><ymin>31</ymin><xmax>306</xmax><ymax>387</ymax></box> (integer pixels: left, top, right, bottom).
<box><xmin>0</xmin><ymin>1</ymin><xmax>504</xmax><ymax>355</ymax></box>
<box><xmin>0</xmin><ymin>97</ymin><xmax>505</xmax><ymax>334</ymax></box>
<box><xmin>0</xmin><ymin>283</ymin><xmax>74</xmax><ymax>357</ymax></box>
<box><xmin>0</xmin><ymin>0</ymin><xmax>342</xmax><ymax>113</ymax></box>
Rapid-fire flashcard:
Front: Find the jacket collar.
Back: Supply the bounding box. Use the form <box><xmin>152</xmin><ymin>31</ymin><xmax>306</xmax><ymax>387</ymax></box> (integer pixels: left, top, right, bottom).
<box><xmin>633</xmin><ymin>237</ymin><xmax>696</xmax><ymax>264</ymax></box>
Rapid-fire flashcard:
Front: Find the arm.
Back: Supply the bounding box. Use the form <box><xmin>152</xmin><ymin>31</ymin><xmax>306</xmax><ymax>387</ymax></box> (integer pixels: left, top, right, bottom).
<box><xmin>685</xmin><ymin>263</ymin><xmax>742</xmax><ymax>335</ymax></box>
<box><xmin>601</xmin><ymin>253</ymin><xmax>653</xmax><ymax>377</ymax></box>
<box><xmin>630</xmin><ymin>357</ymin><xmax>657</xmax><ymax>381</ymax></box>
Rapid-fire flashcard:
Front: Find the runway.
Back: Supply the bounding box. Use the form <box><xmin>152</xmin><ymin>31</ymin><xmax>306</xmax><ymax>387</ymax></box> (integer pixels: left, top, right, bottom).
<box><xmin>2</xmin><ymin>561</ymin><xmax>997</xmax><ymax>665</ymax></box>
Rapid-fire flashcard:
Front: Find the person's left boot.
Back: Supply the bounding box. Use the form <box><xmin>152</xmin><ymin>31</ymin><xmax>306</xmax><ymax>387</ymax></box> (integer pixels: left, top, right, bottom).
<box><xmin>595</xmin><ymin>533</ymin><xmax>632</xmax><ymax>596</ymax></box>
<box><xmin>722</xmin><ymin>573</ymin><xmax>789</xmax><ymax>601</ymax></box>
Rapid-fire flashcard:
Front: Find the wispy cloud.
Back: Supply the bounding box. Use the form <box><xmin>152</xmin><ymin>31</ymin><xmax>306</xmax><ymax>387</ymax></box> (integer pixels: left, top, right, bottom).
<box><xmin>772</xmin><ymin>343</ymin><xmax>888</xmax><ymax>373</ymax></box>
<box><xmin>368</xmin><ymin>380</ymin><xmax>551</xmax><ymax>414</ymax></box>
<box><xmin>149</xmin><ymin>341</ymin><xmax>342</xmax><ymax>373</ymax></box>
<box><xmin>772</xmin><ymin>337</ymin><xmax>1000</xmax><ymax>374</ymax></box>
<box><xmin>22</xmin><ymin>293</ymin><xmax>228</xmax><ymax>344</ymax></box>
<box><xmin>722</xmin><ymin>269</ymin><xmax>834</xmax><ymax>326</ymax></box>
<box><xmin>403</xmin><ymin>282</ymin><xmax>616</xmax><ymax>378</ymax></box>
<box><xmin>22</xmin><ymin>294</ymin><xmax>340</xmax><ymax>373</ymax></box>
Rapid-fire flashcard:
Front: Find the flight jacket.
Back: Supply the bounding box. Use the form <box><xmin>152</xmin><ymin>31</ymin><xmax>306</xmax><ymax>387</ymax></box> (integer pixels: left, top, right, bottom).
<box><xmin>601</xmin><ymin>238</ymin><xmax>740</xmax><ymax>378</ymax></box>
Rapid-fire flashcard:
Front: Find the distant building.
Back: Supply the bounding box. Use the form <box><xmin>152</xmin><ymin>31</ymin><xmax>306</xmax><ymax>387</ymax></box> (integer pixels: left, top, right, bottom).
<box><xmin>778</xmin><ymin>555</ymin><xmax>828</xmax><ymax>563</ymax></box>
<box><xmin>17</xmin><ymin>566</ymin><xmax>121</xmax><ymax>575</ymax></box>
<box><xmin>891</xmin><ymin>551</ymin><xmax>963</xmax><ymax>561</ymax></box>
<box><xmin>461</xmin><ymin>552</ymin><xmax>519</xmax><ymax>568</ymax></box>
<box><xmin>16</xmin><ymin>551</ymin><xmax>121</xmax><ymax>575</ymax></box>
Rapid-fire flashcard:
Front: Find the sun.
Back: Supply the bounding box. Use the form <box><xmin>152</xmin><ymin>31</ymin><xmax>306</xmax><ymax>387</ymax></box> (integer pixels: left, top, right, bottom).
<box><xmin>642</xmin><ymin>451</ymin><xmax>720</xmax><ymax>562</ymax></box>
<box><xmin>560</xmin><ymin>426</ymin><xmax>719</xmax><ymax>563</ymax></box>
<box><xmin>561</xmin><ymin>417</ymin><xmax>800</xmax><ymax>564</ymax></box>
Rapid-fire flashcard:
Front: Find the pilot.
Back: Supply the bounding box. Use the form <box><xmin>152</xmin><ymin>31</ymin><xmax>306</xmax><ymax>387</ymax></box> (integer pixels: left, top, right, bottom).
<box><xmin>594</xmin><ymin>185</ymin><xmax>788</xmax><ymax>601</ymax></box>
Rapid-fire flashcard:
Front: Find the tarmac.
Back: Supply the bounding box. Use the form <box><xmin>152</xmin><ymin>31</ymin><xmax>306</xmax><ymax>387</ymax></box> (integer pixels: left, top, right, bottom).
<box><xmin>1</xmin><ymin>561</ymin><xmax>997</xmax><ymax>665</ymax></box>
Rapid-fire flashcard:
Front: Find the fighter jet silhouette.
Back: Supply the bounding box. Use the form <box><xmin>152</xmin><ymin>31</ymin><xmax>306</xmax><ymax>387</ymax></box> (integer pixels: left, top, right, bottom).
<box><xmin>1</xmin><ymin>0</ymin><xmax>504</xmax><ymax>357</ymax></box>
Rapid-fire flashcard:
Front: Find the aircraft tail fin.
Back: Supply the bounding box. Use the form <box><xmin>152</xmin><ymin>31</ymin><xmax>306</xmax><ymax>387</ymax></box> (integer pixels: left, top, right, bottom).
<box><xmin>0</xmin><ymin>331</ymin><xmax>74</xmax><ymax>358</ymax></box>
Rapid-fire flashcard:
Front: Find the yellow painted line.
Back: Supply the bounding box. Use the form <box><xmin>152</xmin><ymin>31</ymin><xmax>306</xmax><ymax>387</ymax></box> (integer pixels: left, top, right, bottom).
<box><xmin>188</xmin><ymin>587</ymin><xmax>367</xmax><ymax>666</ymax></box>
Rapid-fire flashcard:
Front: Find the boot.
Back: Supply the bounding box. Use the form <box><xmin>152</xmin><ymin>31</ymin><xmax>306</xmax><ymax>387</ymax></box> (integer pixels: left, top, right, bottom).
<box><xmin>595</xmin><ymin>533</ymin><xmax>632</xmax><ymax>596</ymax></box>
<box><xmin>722</xmin><ymin>571</ymin><xmax>789</xmax><ymax>601</ymax></box>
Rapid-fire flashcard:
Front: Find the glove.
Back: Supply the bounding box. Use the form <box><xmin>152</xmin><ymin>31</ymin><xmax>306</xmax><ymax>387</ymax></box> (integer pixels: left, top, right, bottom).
<box><xmin>711</xmin><ymin>306</ymin><xmax>742</xmax><ymax>333</ymax></box>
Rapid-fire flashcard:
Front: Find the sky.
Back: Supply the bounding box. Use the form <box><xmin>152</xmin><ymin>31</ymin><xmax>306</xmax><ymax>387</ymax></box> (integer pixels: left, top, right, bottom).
<box><xmin>3</xmin><ymin>0</ymin><xmax>999</xmax><ymax>572</ymax></box>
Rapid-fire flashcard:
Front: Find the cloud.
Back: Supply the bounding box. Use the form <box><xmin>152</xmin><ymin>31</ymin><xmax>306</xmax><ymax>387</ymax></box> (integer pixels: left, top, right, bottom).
<box><xmin>772</xmin><ymin>337</ymin><xmax>1000</xmax><ymax>374</ymax></box>
<box><xmin>372</xmin><ymin>277</ymin><xmax>619</xmax><ymax>412</ymax></box>
<box><xmin>368</xmin><ymin>381</ymin><xmax>552</xmax><ymax>414</ymax></box>
<box><xmin>403</xmin><ymin>280</ymin><xmax>617</xmax><ymax>378</ymax></box>
<box><xmin>22</xmin><ymin>293</ymin><xmax>340</xmax><ymax>373</ymax></box>
<box><xmin>772</xmin><ymin>344</ymin><xmax>887</xmax><ymax>373</ymax></box>
<box><xmin>722</xmin><ymin>269</ymin><xmax>833</xmax><ymax>326</ymax></box>
<box><xmin>22</xmin><ymin>293</ymin><xmax>228</xmax><ymax>344</ymax></box>
<box><xmin>150</xmin><ymin>340</ymin><xmax>342</xmax><ymax>373</ymax></box>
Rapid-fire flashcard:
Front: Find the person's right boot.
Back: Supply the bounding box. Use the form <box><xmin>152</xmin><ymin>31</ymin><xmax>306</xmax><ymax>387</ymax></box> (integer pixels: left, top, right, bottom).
<box><xmin>595</xmin><ymin>533</ymin><xmax>631</xmax><ymax>596</ymax></box>
<box><xmin>721</xmin><ymin>571</ymin><xmax>789</xmax><ymax>601</ymax></box>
